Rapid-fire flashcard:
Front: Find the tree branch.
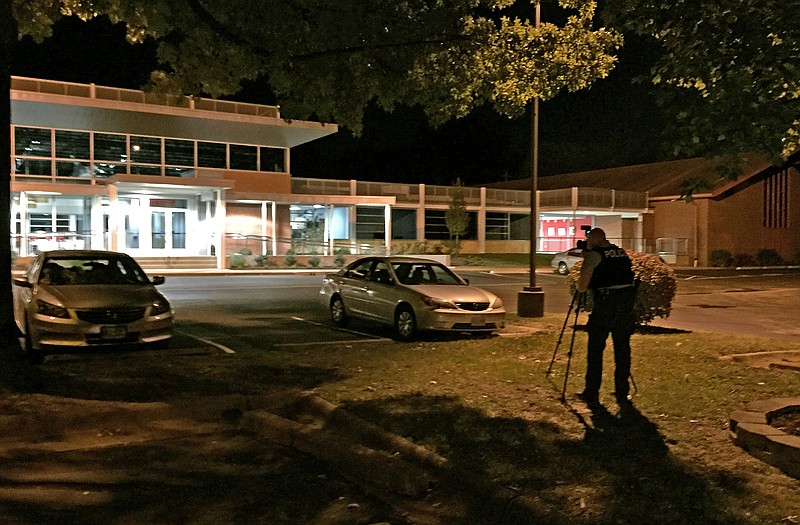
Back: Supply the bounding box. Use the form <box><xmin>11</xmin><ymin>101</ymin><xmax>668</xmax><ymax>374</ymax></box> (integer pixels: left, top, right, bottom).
<box><xmin>182</xmin><ymin>0</ymin><xmax>466</xmax><ymax>62</ymax></box>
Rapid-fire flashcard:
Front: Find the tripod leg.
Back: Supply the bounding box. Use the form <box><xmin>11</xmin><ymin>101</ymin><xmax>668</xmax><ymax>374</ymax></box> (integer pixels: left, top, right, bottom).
<box><xmin>546</xmin><ymin>291</ymin><xmax>578</xmax><ymax>377</ymax></box>
<box><xmin>560</xmin><ymin>294</ymin><xmax>583</xmax><ymax>402</ymax></box>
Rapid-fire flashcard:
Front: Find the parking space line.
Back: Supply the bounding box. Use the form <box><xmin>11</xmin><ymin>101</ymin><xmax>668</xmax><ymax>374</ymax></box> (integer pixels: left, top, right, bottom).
<box><xmin>175</xmin><ymin>329</ymin><xmax>236</xmax><ymax>354</ymax></box>
<box><xmin>290</xmin><ymin>316</ymin><xmax>392</xmax><ymax>341</ymax></box>
<box><xmin>275</xmin><ymin>339</ymin><xmax>389</xmax><ymax>348</ymax></box>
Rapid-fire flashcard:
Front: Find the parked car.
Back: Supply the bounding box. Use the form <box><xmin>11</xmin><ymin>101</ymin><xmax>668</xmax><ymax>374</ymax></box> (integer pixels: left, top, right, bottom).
<box><xmin>319</xmin><ymin>256</ymin><xmax>505</xmax><ymax>341</ymax></box>
<box><xmin>550</xmin><ymin>248</ymin><xmax>585</xmax><ymax>275</ymax></box>
<box><xmin>12</xmin><ymin>250</ymin><xmax>174</xmax><ymax>363</ymax></box>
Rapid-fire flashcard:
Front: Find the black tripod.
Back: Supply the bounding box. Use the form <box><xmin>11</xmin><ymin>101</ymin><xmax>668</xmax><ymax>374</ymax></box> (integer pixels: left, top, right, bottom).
<box><xmin>546</xmin><ymin>290</ymin><xmax>584</xmax><ymax>402</ymax></box>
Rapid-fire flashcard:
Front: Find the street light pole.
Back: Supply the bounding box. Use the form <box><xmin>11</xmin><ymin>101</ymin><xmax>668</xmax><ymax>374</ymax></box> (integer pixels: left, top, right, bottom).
<box><xmin>518</xmin><ymin>2</ymin><xmax>545</xmax><ymax>317</ymax></box>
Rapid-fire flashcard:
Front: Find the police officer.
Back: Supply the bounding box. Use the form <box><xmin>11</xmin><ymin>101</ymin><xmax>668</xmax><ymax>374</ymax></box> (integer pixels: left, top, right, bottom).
<box><xmin>576</xmin><ymin>228</ymin><xmax>636</xmax><ymax>406</ymax></box>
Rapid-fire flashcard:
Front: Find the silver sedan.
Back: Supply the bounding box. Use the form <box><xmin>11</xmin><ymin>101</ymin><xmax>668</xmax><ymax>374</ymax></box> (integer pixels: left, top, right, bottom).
<box><xmin>550</xmin><ymin>248</ymin><xmax>585</xmax><ymax>275</ymax></box>
<box><xmin>319</xmin><ymin>256</ymin><xmax>505</xmax><ymax>341</ymax></box>
<box><xmin>13</xmin><ymin>250</ymin><xmax>174</xmax><ymax>363</ymax></box>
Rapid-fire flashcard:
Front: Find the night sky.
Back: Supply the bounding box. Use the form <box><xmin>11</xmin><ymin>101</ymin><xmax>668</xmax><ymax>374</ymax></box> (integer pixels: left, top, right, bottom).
<box><xmin>12</xmin><ymin>14</ymin><xmax>673</xmax><ymax>187</ymax></box>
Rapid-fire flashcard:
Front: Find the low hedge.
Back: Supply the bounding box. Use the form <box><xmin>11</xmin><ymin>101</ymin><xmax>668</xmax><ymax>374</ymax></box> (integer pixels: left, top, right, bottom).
<box><xmin>567</xmin><ymin>250</ymin><xmax>677</xmax><ymax>325</ymax></box>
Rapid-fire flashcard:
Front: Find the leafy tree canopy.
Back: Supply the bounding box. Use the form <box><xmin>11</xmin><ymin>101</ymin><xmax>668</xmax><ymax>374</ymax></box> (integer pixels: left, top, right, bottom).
<box><xmin>14</xmin><ymin>0</ymin><xmax>621</xmax><ymax>132</ymax></box>
<box><xmin>603</xmin><ymin>0</ymin><xmax>800</xmax><ymax>166</ymax></box>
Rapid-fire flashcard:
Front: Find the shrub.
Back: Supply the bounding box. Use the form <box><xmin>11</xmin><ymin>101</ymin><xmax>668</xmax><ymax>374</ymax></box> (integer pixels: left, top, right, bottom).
<box><xmin>710</xmin><ymin>249</ymin><xmax>733</xmax><ymax>267</ymax></box>
<box><xmin>308</xmin><ymin>254</ymin><xmax>321</xmax><ymax>268</ymax></box>
<box><xmin>567</xmin><ymin>250</ymin><xmax>677</xmax><ymax>325</ymax></box>
<box><xmin>237</xmin><ymin>247</ymin><xmax>253</xmax><ymax>256</ymax></box>
<box><xmin>230</xmin><ymin>253</ymin><xmax>246</xmax><ymax>269</ymax></box>
<box><xmin>284</xmin><ymin>249</ymin><xmax>297</xmax><ymax>267</ymax></box>
<box><xmin>733</xmin><ymin>252</ymin><xmax>756</xmax><ymax>267</ymax></box>
<box><xmin>255</xmin><ymin>255</ymin><xmax>271</xmax><ymax>267</ymax></box>
<box><xmin>334</xmin><ymin>248</ymin><xmax>347</xmax><ymax>268</ymax></box>
<box><xmin>756</xmin><ymin>248</ymin><xmax>782</xmax><ymax>266</ymax></box>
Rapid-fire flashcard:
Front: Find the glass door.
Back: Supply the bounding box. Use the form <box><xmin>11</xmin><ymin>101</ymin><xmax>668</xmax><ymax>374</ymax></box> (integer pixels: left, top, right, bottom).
<box><xmin>151</xmin><ymin>211</ymin><xmax>166</xmax><ymax>249</ymax></box>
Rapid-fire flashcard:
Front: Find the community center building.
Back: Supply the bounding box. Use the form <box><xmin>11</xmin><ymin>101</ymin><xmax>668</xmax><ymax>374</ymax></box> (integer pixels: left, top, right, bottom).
<box><xmin>9</xmin><ymin>76</ymin><xmax>799</xmax><ymax>268</ymax></box>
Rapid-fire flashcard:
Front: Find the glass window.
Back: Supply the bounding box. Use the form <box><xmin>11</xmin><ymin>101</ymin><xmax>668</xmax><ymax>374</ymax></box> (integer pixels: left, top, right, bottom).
<box><xmin>14</xmin><ymin>127</ymin><xmax>52</xmax><ymax>157</ymax></box>
<box><xmin>260</xmin><ymin>147</ymin><xmax>285</xmax><ymax>172</ymax></box>
<box><xmin>15</xmin><ymin>158</ymin><xmax>51</xmax><ymax>176</ymax></box>
<box><xmin>165</xmin><ymin>139</ymin><xmax>194</xmax><ymax>166</ymax></box>
<box><xmin>166</xmin><ymin>167</ymin><xmax>194</xmax><ymax>178</ymax></box>
<box><xmin>130</xmin><ymin>136</ymin><xmax>162</xmax><ymax>164</ymax></box>
<box><xmin>344</xmin><ymin>259</ymin><xmax>373</xmax><ymax>281</ymax></box>
<box><xmin>130</xmin><ymin>165</ymin><xmax>162</xmax><ymax>176</ymax></box>
<box><xmin>198</xmin><ymin>141</ymin><xmax>227</xmax><ymax>168</ymax></box>
<box><xmin>55</xmin><ymin>130</ymin><xmax>90</xmax><ymax>159</ymax></box>
<box><xmin>93</xmin><ymin>163</ymin><xmax>127</xmax><ymax>178</ymax></box>
<box><xmin>356</xmin><ymin>207</ymin><xmax>385</xmax><ymax>240</ymax></box>
<box><xmin>94</xmin><ymin>133</ymin><xmax>127</xmax><ymax>162</ymax></box>
<box><xmin>230</xmin><ymin>144</ymin><xmax>257</xmax><ymax>171</ymax></box>
<box><xmin>56</xmin><ymin>161</ymin><xmax>91</xmax><ymax>178</ymax></box>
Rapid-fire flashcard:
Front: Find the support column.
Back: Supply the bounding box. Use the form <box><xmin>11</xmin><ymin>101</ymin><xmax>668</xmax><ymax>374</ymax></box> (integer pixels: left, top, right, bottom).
<box><xmin>261</xmin><ymin>201</ymin><xmax>268</xmax><ymax>256</ymax></box>
<box><xmin>216</xmin><ymin>190</ymin><xmax>227</xmax><ymax>269</ymax></box>
<box><xmin>108</xmin><ymin>184</ymin><xmax>119</xmax><ymax>252</ymax></box>
<box><xmin>90</xmin><ymin>195</ymin><xmax>104</xmax><ymax>250</ymax></box>
<box><xmin>271</xmin><ymin>201</ymin><xmax>278</xmax><ymax>256</ymax></box>
<box><xmin>385</xmin><ymin>204</ymin><xmax>392</xmax><ymax>256</ymax></box>
<box><xmin>416</xmin><ymin>184</ymin><xmax>426</xmax><ymax>242</ymax></box>
<box><xmin>18</xmin><ymin>192</ymin><xmax>28</xmax><ymax>257</ymax></box>
<box><xmin>478</xmin><ymin>187</ymin><xmax>487</xmax><ymax>254</ymax></box>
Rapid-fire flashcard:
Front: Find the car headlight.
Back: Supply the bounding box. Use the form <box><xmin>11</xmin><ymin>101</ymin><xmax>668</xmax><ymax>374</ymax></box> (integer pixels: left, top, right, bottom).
<box><xmin>490</xmin><ymin>297</ymin><xmax>504</xmax><ymax>309</ymax></box>
<box><xmin>422</xmin><ymin>296</ymin><xmax>457</xmax><ymax>309</ymax></box>
<box><xmin>150</xmin><ymin>299</ymin><xmax>172</xmax><ymax>316</ymax></box>
<box><xmin>36</xmin><ymin>300</ymin><xmax>69</xmax><ymax>319</ymax></box>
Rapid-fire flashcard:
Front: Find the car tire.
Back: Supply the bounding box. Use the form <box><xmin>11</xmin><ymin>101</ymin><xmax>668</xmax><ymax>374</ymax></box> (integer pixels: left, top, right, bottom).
<box><xmin>394</xmin><ymin>305</ymin><xmax>417</xmax><ymax>342</ymax></box>
<box><xmin>558</xmin><ymin>262</ymin><xmax>569</xmax><ymax>275</ymax></box>
<box><xmin>330</xmin><ymin>296</ymin><xmax>350</xmax><ymax>327</ymax></box>
<box><xmin>24</xmin><ymin>317</ymin><xmax>44</xmax><ymax>365</ymax></box>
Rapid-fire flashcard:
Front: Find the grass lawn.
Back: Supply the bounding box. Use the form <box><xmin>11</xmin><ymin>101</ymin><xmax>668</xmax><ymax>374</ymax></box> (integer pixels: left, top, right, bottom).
<box><xmin>273</xmin><ymin>313</ymin><xmax>800</xmax><ymax>524</ymax></box>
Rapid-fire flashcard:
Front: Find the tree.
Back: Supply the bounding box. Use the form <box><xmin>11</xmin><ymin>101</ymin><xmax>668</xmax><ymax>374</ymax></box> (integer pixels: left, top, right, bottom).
<box><xmin>2</xmin><ymin>0</ymin><xmax>623</xmax><ymax>350</ymax></box>
<box><xmin>445</xmin><ymin>177</ymin><xmax>470</xmax><ymax>256</ymax></box>
<box><xmin>602</xmin><ymin>0</ymin><xmax>800</xmax><ymax>169</ymax></box>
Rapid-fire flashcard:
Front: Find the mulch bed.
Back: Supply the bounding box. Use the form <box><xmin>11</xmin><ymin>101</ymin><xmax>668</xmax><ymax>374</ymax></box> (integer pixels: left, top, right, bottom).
<box><xmin>770</xmin><ymin>408</ymin><xmax>800</xmax><ymax>437</ymax></box>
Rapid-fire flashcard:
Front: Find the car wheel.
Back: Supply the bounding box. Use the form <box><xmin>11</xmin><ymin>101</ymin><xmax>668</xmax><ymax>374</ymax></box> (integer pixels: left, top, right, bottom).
<box><xmin>394</xmin><ymin>305</ymin><xmax>417</xmax><ymax>342</ymax></box>
<box><xmin>24</xmin><ymin>317</ymin><xmax>44</xmax><ymax>365</ymax></box>
<box><xmin>330</xmin><ymin>296</ymin><xmax>350</xmax><ymax>327</ymax></box>
<box><xmin>558</xmin><ymin>262</ymin><xmax>569</xmax><ymax>275</ymax></box>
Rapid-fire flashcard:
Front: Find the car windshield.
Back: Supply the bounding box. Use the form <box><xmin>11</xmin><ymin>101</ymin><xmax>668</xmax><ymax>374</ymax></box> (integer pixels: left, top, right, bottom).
<box><xmin>392</xmin><ymin>262</ymin><xmax>463</xmax><ymax>285</ymax></box>
<box><xmin>38</xmin><ymin>256</ymin><xmax>149</xmax><ymax>285</ymax></box>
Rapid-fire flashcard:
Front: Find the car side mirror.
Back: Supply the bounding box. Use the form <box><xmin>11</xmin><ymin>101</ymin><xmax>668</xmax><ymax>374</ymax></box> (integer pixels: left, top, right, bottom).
<box><xmin>151</xmin><ymin>275</ymin><xmax>166</xmax><ymax>285</ymax></box>
<box><xmin>13</xmin><ymin>277</ymin><xmax>32</xmax><ymax>289</ymax></box>
<box><xmin>463</xmin><ymin>278</ymin><xmax>470</xmax><ymax>285</ymax></box>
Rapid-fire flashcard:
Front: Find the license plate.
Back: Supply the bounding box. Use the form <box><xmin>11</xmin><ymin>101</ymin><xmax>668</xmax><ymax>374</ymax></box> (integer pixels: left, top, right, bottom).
<box><xmin>100</xmin><ymin>325</ymin><xmax>127</xmax><ymax>339</ymax></box>
<box><xmin>471</xmin><ymin>317</ymin><xmax>487</xmax><ymax>327</ymax></box>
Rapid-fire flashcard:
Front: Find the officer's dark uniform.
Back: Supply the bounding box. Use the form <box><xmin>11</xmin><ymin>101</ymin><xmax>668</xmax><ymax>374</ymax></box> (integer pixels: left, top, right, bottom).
<box><xmin>584</xmin><ymin>244</ymin><xmax>636</xmax><ymax>402</ymax></box>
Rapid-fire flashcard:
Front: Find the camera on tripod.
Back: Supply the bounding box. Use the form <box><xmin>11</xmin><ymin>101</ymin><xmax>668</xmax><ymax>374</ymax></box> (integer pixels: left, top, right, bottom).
<box><xmin>575</xmin><ymin>225</ymin><xmax>592</xmax><ymax>252</ymax></box>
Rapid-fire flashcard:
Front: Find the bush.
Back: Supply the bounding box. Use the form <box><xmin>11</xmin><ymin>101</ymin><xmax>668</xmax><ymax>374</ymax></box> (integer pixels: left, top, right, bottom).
<box><xmin>308</xmin><ymin>254</ymin><xmax>321</xmax><ymax>268</ymax></box>
<box><xmin>237</xmin><ymin>247</ymin><xmax>253</xmax><ymax>256</ymax></box>
<box><xmin>334</xmin><ymin>248</ymin><xmax>347</xmax><ymax>268</ymax></box>
<box><xmin>284</xmin><ymin>249</ymin><xmax>297</xmax><ymax>267</ymax></box>
<box><xmin>734</xmin><ymin>252</ymin><xmax>756</xmax><ymax>267</ymax></box>
<box><xmin>567</xmin><ymin>250</ymin><xmax>677</xmax><ymax>325</ymax></box>
<box><xmin>756</xmin><ymin>248</ymin><xmax>782</xmax><ymax>266</ymax></box>
<box><xmin>255</xmin><ymin>255</ymin><xmax>271</xmax><ymax>267</ymax></box>
<box><xmin>710</xmin><ymin>249</ymin><xmax>733</xmax><ymax>267</ymax></box>
<box><xmin>230</xmin><ymin>253</ymin><xmax>247</xmax><ymax>269</ymax></box>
